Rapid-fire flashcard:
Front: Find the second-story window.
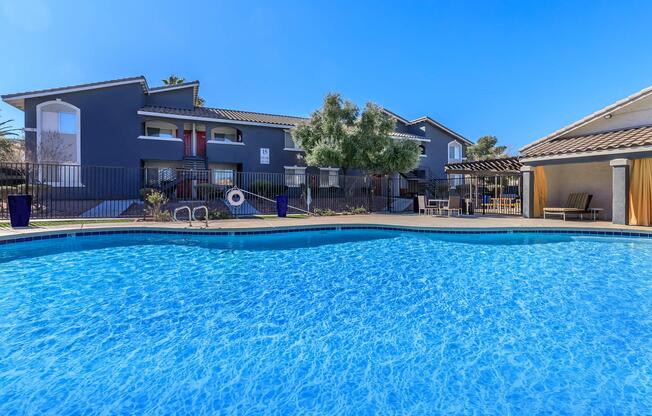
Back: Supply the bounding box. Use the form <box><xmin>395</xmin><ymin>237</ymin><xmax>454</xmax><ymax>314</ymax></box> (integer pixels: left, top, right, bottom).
<box><xmin>284</xmin><ymin>130</ymin><xmax>301</xmax><ymax>150</ymax></box>
<box><xmin>448</xmin><ymin>141</ymin><xmax>462</xmax><ymax>161</ymax></box>
<box><xmin>212</xmin><ymin>126</ymin><xmax>241</xmax><ymax>143</ymax></box>
<box><xmin>145</xmin><ymin>121</ymin><xmax>177</xmax><ymax>138</ymax></box>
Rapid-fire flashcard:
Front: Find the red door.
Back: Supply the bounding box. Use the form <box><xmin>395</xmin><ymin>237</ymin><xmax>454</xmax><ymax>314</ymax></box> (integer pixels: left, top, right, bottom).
<box><xmin>183</xmin><ymin>130</ymin><xmax>192</xmax><ymax>156</ymax></box>
<box><xmin>196</xmin><ymin>131</ymin><xmax>206</xmax><ymax>157</ymax></box>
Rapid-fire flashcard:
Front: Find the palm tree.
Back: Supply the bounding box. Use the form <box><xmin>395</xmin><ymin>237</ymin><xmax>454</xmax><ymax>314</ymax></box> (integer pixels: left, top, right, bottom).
<box><xmin>0</xmin><ymin>112</ymin><xmax>19</xmax><ymax>137</ymax></box>
<box><xmin>162</xmin><ymin>74</ymin><xmax>185</xmax><ymax>85</ymax></box>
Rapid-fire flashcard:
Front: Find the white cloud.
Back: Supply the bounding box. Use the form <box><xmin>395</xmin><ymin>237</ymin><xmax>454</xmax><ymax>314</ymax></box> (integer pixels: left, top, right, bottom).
<box><xmin>1</xmin><ymin>0</ymin><xmax>52</xmax><ymax>32</ymax></box>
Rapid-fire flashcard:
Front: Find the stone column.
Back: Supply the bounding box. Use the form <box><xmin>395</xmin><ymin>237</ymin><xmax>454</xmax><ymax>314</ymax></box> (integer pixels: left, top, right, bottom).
<box><xmin>610</xmin><ymin>158</ymin><xmax>631</xmax><ymax>225</ymax></box>
<box><xmin>520</xmin><ymin>165</ymin><xmax>535</xmax><ymax>218</ymax></box>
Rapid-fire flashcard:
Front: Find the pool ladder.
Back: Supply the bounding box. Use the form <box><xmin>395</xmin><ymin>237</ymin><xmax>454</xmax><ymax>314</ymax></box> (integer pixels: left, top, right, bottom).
<box><xmin>173</xmin><ymin>205</ymin><xmax>209</xmax><ymax>227</ymax></box>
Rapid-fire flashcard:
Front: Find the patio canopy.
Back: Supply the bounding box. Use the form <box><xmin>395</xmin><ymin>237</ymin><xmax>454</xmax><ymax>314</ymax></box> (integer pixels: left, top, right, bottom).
<box><xmin>445</xmin><ymin>157</ymin><xmax>523</xmax><ymax>175</ymax></box>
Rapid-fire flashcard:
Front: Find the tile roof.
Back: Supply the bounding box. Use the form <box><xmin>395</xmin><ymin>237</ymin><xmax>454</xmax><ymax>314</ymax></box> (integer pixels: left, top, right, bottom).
<box><xmin>445</xmin><ymin>157</ymin><xmax>522</xmax><ymax>173</ymax></box>
<box><xmin>389</xmin><ymin>132</ymin><xmax>428</xmax><ymax>140</ymax></box>
<box><xmin>520</xmin><ymin>125</ymin><xmax>652</xmax><ymax>158</ymax></box>
<box><xmin>520</xmin><ymin>84</ymin><xmax>652</xmax><ymax>152</ymax></box>
<box><xmin>139</xmin><ymin>106</ymin><xmax>307</xmax><ymax>127</ymax></box>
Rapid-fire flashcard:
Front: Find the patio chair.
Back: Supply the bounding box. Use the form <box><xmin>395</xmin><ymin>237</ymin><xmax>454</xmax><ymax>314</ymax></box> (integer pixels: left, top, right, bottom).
<box><xmin>417</xmin><ymin>195</ymin><xmax>437</xmax><ymax>215</ymax></box>
<box><xmin>440</xmin><ymin>195</ymin><xmax>462</xmax><ymax>217</ymax></box>
<box><xmin>543</xmin><ymin>193</ymin><xmax>592</xmax><ymax>220</ymax></box>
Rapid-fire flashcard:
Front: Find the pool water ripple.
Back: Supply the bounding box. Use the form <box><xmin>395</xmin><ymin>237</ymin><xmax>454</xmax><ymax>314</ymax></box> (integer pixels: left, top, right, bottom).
<box><xmin>0</xmin><ymin>230</ymin><xmax>651</xmax><ymax>414</ymax></box>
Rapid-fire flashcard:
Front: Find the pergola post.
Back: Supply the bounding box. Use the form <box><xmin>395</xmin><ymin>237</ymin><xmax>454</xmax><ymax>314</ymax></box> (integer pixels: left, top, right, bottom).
<box><xmin>520</xmin><ymin>165</ymin><xmax>535</xmax><ymax>218</ymax></box>
<box><xmin>610</xmin><ymin>158</ymin><xmax>631</xmax><ymax>225</ymax></box>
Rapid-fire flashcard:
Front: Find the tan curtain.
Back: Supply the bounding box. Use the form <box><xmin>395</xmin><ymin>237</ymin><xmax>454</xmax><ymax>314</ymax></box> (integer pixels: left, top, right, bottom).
<box><xmin>629</xmin><ymin>158</ymin><xmax>652</xmax><ymax>226</ymax></box>
<box><xmin>533</xmin><ymin>166</ymin><xmax>548</xmax><ymax>217</ymax></box>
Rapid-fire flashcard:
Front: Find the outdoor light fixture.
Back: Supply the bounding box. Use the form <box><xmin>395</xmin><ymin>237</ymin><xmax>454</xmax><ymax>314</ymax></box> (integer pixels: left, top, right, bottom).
<box><xmin>604</xmin><ymin>113</ymin><xmax>613</xmax><ymax>119</ymax></box>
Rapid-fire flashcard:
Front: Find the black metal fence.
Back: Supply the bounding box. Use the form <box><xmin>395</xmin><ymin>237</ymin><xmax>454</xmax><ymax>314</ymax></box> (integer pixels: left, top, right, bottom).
<box><xmin>421</xmin><ymin>174</ymin><xmax>523</xmax><ymax>216</ymax></box>
<box><xmin>0</xmin><ymin>163</ymin><xmax>420</xmax><ymax>219</ymax></box>
<box><xmin>0</xmin><ymin>163</ymin><xmax>522</xmax><ymax>220</ymax></box>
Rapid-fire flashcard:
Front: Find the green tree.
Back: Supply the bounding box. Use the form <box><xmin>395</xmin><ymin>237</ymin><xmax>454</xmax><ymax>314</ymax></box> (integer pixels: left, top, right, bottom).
<box><xmin>466</xmin><ymin>135</ymin><xmax>508</xmax><ymax>161</ymax></box>
<box><xmin>162</xmin><ymin>74</ymin><xmax>205</xmax><ymax>107</ymax></box>
<box><xmin>292</xmin><ymin>93</ymin><xmax>421</xmax><ymax>175</ymax></box>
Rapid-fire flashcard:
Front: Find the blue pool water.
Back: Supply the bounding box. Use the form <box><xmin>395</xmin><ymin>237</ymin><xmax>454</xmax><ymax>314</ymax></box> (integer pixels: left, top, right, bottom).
<box><xmin>1</xmin><ymin>230</ymin><xmax>651</xmax><ymax>414</ymax></box>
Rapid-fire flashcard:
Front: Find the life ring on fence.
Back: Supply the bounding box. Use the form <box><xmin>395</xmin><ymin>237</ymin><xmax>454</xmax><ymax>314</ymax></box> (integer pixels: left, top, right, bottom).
<box><xmin>226</xmin><ymin>188</ymin><xmax>245</xmax><ymax>207</ymax></box>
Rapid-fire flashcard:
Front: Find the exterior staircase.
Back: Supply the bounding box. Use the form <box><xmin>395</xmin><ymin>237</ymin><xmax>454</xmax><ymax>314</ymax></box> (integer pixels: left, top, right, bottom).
<box><xmin>182</xmin><ymin>156</ymin><xmax>207</xmax><ymax>171</ymax></box>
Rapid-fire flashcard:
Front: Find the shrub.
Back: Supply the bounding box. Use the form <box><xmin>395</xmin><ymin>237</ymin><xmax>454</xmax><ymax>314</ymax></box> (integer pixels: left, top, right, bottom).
<box><xmin>208</xmin><ymin>210</ymin><xmax>231</xmax><ymax>220</ymax></box>
<box><xmin>196</xmin><ymin>183</ymin><xmax>223</xmax><ymax>201</ymax></box>
<box><xmin>0</xmin><ymin>185</ymin><xmax>20</xmax><ymax>200</ymax></box>
<box><xmin>139</xmin><ymin>187</ymin><xmax>157</xmax><ymax>201</ymax></box>
<box><xmin>314</xmin><ymin>208</ymin><xmax>337</xmax><ymax>216</ymax></box>
<box><xmin>249</xmin><ymin>180</ymin><xmax>284</xmax><ymax>198</ymax></box>
<box><xmin>145</xmin><ymin>190</ymin><xmax>170</xmax><ymax>222</ymax></box>
<box><xmin>344</xmin><ymin>206</ymin><xmax>368</xmax><ymax>215</ymax></box>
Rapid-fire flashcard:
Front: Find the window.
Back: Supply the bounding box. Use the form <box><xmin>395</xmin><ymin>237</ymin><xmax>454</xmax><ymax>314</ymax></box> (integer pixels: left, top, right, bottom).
<box><xmin>212</xmin><ymin>126</ymin><xmax>240</xmax><ymax>143</ymax></box>
<box><xmin>284</xmin><ymin>130</ymin><xmax>301</xmax><ymax>150</ymax></box>
<box><xmin>212</xmin><ymin>169</ymin><xmax>234</xmax><ymax>186</ymax></box>
<box><xmin>285</xmin><ymin>167</ymin><xmax>306</xmax><ymax>187</ymax></box>
<box><xmin>59</xmin><ymin>112</ymin><xmax>76</xmax><ymax>134</ymax></box>
<box><xmin>319</xmin><ymin>168</ymin><xmax>339</xmax><ymax>188</ymax></box>
<box><xmin>448</xmin><ymin>141</ymin><xmax>462</xmax><ymax>162</ymax></box>
<box><xmin>145</xmin><ymin>121</ymin><xmax>177</xmax><ymax>138</ymax></box>
<box><xmin>419</xmin><ymin>144</ymin><xmax>426</xmax><ymax>156</ymax></box>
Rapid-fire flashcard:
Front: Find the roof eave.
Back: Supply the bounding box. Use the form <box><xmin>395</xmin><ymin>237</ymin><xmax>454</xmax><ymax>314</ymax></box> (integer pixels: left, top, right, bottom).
<box><xmin>408</xmin><ymin>116</ymin><xmax>472</xmax><ymax>145</ymax></box>
<box><xmin>520</xmin><ymin>84</ymin><xmax>652</xmax><ymax>152</ymax></box>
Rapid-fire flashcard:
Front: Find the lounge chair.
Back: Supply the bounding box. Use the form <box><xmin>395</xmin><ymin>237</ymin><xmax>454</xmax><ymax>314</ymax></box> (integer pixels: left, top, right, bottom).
<box><xmin>417</xmin><ymin>195</ymin><xmax>437</xmax><ymax>215</ymax></box>
<box><xmin>440</xmin><ymin>195</ymin><xmax>462</xmax><ymax>217</ymax></box>
<box><xmin>543</xmin><ymin>193</ymin><xmax>592</xmax><ymax>220</ymax></box>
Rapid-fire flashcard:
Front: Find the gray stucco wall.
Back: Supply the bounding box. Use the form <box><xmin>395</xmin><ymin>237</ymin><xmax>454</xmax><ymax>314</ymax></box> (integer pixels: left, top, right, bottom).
<box><xmin>23</xmin><ymin>83</ymin><xmax>185</xmax><ymax>168</ymax></box>
<box><xmin>411</xmin><ymin>121</ymin><xmax>466</xmax><ymax>179</ymax></box>
<box><xmin>145</xmin><ymin>87</ymin><xmax>195</xmax><ymax>109</ymax></box>
<box><xmin>20</xmin><ymin>83</ymin><xmax>466</xmax><ymax>179</ymax></box>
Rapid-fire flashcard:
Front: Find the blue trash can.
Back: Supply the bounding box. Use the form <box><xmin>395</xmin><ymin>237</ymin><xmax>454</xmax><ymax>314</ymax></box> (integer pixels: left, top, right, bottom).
<box><xmin>276</xmin><ymin>195</ymin><xmax>288</xmax><ymax>217</ymax></box>
<box><xmin>8</xmin><ymin>195</ymin><xmax>32</xmax><ymax>228</ymax></box>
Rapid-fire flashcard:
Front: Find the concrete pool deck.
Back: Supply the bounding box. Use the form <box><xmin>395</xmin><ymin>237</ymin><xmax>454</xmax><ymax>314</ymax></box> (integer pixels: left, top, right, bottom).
<box><xmin>1</xmin><ymin>214</ymin><xmax>651</xmax><ymax>241</ymax></box>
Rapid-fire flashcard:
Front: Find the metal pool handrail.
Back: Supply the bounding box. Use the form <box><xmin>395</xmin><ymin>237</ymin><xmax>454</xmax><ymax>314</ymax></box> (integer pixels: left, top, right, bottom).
<box><xmin>192</xmin><ymin>205</ymin><xmax>209</xmax><ymax>227</ymax></box>
<box><xmin>173</xmin><ymin>206</ymin><xmax>192</xmax><ymax>226</ymax></box>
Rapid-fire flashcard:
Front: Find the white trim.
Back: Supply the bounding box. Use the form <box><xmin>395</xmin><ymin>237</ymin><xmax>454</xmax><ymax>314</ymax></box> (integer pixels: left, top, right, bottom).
<box><xmin>447</xmin><ymin>140</ymin><xmax>463</xmax><ymax>163</ymax></box>
<box><xmin>24</xmin><ymin>127</ymin><xmax>37</xmax><ymax>132</ymax></box>
<box><xmin>419</xmin><ymin>154</ymin><xmax>427</xmax><ymax>158</ymax></box>
<box><xmin>520</xmin><ymin>165</ymin><xmax>536</xmax><ymax>172</ymax></box>
<box><xmin>318</xmin><ymin>167</ymin><xmax>340</xmax><ymax>171</ymax></box>
<box><xmin>283</xmin><ymin>147</ymin><xmax>303</xmax><ymax>152</ymax></box>
<box><xmin>36</xmin><ymin>100</ymin><xmax>81</xmax><ymax>166</ymax></box>
<box><xmin>4</xmin><ymin>78</ymin><xmax>145</xmax><ymax>101</ymax></box>
<box><xmin>137</xmin><ymin>110</ymin><xmax>295</xmax><ymax>129</ymax></box>
<box><xmin>408</xmin><ymin>117</ymin><xmax>472</xmax><ymax>145</ymax></box>
<box><xmin>138</xmin><ymin>135</ymin><xmax>183</xmax><ymax>142</ymax></box>
<box><xmin>520</xmin><ymin>145</ymin><xmax>652</xmax><ymax>163</ymax></box>
<box><xmin>390</xmin><ymin>134</ymin><xmax>431</xmax><ymax>143</ymax></box>
<box><xmin>207</xmin><ymin>140</ymin><xmax>245</xmax><ymax>146</ymax></box>
<box><xmin>148</xmin><ymin>83</ymin><xmax>198</xmax><ymax>94</ymax></box>
<box><xmin>284</xmin><ymin>166</ymin><xmax>307</xmax><ymax>170</ymax></box>
<box><xmin>610</xmin><ymin>158</ymin><xmax>632</xmax><ymax>167</ymax></box>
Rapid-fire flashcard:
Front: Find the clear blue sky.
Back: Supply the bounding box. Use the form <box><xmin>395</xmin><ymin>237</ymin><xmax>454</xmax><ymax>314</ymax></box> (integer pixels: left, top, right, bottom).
<box><xmin>2</xmin><ymin>0</ymin><xmax>652</xmax><ymax>152</ymax></box>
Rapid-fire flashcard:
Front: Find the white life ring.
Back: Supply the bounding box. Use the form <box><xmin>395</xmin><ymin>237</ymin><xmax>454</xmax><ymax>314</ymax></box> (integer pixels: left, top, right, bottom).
<box><xmin>226</xmin><ymin>188</ymin><xmax>245</xmax><ymax>207</ymax></box>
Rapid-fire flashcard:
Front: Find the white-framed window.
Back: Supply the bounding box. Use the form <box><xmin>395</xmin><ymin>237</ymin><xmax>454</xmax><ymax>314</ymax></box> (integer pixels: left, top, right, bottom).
<box><xmin>211</xmin><ymin>126</ymin><xmax>240</xmax><ymax>143</ymax></box>
<box><xmin>145</xmin><ymin>121</ymin><xmax>177</xmax><ymax>138</ymax></box>
<box><xmin>319</xmin><ymin>168</ymin><xmax>339</xmax><ymax>188</ymax></box>
<box><xmin>448</xmin><ymin>141</ymin><xmax>462</xmax><ymax>162</ymax></box>
<box><xmin>212</xmin><ymin>169</ymin><xmax>234</xmax><ymax>186</ymax></box>
<box><xmin>284</xmin><ymin>167</ymin><xmax>306</xmax><ymax>187</ymax></box>
<box><xmin>284</xmin><ymin>130</ymin><xmax>301</xmax><ymax>150</ymax></box>
<box><xmin>419</xmin><ymin>144</ymin><xmax>427</xmax><ymax>157</ymax></box>
<box><xmin>36</xmin><ymin>100</ymin><xmax>82</xmax><ymax>186</ymax></box>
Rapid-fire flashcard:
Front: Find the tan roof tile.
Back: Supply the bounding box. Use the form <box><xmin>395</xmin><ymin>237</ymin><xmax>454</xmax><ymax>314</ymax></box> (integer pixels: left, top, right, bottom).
<box><xmin>520</xmin><ymin>125</ymin><xmax>652</xmax><ymax>158</ymax></box>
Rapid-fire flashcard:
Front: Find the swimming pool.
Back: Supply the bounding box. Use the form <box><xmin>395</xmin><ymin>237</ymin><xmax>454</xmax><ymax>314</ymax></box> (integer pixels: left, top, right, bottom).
<box><xmin>1</xmin><ymin>228</ymin><xmax>651</xmax><ymax>414</ymax></box>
